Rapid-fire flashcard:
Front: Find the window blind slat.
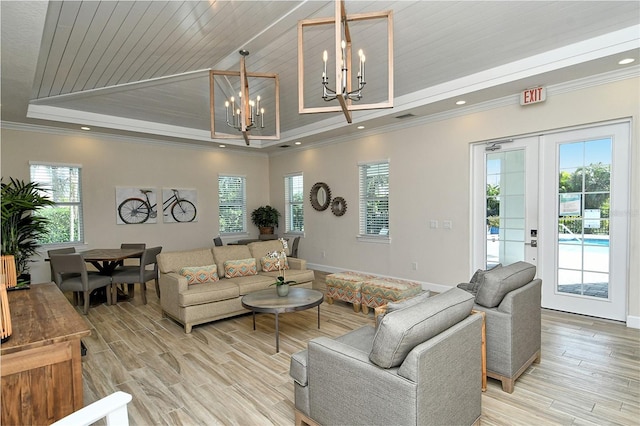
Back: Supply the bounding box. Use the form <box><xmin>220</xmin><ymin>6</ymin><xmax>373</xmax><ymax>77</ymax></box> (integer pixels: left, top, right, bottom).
<box><xmin>285</xmin><ymin>173</ymin><xmax>304</xmax><ymax>233</ymax></box>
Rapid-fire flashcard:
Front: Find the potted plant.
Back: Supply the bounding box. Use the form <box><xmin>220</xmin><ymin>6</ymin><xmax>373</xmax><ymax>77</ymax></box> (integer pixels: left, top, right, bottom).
<box><xmin>1</xmin><ymin>178</ymin><xmax>54</xmax><ymax>285</ymax></box>
<box><xmin>267</xmin><ymin>240</ymin><xmax>296</xmax><ymax>296</ymax></box>
<box><xmin>251</xmin><ymin>205</ymin><xmax>281</xmax><ymax>235</ymax></box>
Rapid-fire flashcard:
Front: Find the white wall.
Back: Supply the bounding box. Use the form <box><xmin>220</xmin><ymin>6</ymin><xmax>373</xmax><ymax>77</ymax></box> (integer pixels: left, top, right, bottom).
<box><xmin>269</xmin><ymin>76</ymin><xmax>640</xmax><ymax>321</ymax></box>
<box><xmin>0</xmin><ymin>128</ymin><xmax>270</xmax><ymax>284</ymax></box>
<box><xmin>1</xmin><ymin>76</ymin><xmax>638</xmax><ymax>322</ymax></box>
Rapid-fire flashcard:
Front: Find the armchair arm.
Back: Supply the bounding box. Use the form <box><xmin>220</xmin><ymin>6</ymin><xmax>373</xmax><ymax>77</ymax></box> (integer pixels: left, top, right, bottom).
<box><xmin>307</xmin><ymin>337</ymin><xmax>417</xmax><ymax>426</ymax></box>
<box><xmin>481</xmin><ymin>278</ymin><xmax>541</xmax><ymax>377</ymax></box>
<box><xmin>158</xmin><ymin>272</ymin><xmax>189</xmax><ymax>318</ymax></box>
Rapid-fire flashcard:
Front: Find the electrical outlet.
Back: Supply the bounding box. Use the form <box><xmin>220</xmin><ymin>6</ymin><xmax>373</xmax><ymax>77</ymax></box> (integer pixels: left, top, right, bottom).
<box><xmin>429</xmin><ymin>220</ymin><xmax>438</xmax><ymax>229</ymax></box>
<box><xmin>443</xmin><ymin>220</ymin><xmax>452</xmax><ymax>229</ymax></box>
<box><xmin>411</xmin><ymin>262</ymin><xmax>418</xmax><ymax>271</ymax></box>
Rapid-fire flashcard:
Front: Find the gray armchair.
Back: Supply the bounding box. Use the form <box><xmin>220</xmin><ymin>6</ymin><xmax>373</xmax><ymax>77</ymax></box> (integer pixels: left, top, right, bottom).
<box><xmin>290</xmin><ymin>288</ymin><xmax>482</xmax><ymax>426</ymax></box>
<box><xmin>458</xmin><ymin>261</ymin><xmax>541</xmax><ymax>393</ymax></box>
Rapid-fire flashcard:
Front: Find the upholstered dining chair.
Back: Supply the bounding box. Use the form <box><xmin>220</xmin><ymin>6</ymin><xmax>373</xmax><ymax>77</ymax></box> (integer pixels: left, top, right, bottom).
<box><xmin>111</xmin><ymin>246</ymin><xmax>162</xmax><ymax>303</ymax></box>
<box><xmin>114</xmin><ymin>243</ymin><xmax>146</xmax><ymax>296</ymax></box>
<box><xmin>290</xmin><ymin>236</ymin><xmax>300</xmax><ymax>258</ymax></box>
<box><xmin>47</xmin><ymin>247</ymin><xmax>76</xmax><ymax>281</ymax></box>
<box><xmin>50</xmin><ymin>253</ymin><xmax>112</xmax><ymax>314</ymax></box>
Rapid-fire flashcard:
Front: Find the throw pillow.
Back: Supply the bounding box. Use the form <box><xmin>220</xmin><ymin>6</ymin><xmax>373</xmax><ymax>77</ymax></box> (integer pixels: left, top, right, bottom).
<box><xmin>475</xmin><ymin>261</ymin><xmax>536</xmax><ymax>308</ymax></box>
<box><xmin>467</xmin><ymin>263</ymin><xmax>502</xmax><ymax>294</ymax></box>
<box><xmin>376</xmin><ymin>291</ymin><xmax>432</xmax><ymax>329</ymax></box>
<box><xmin>179</xmin><ymin>264</ymin><xmax>219</xmax><ymax>285</ymax></box>
<box><xmin>261</xmin><ymin>256</ymin><xmax>289</xmax><ymax>272</ymax></box>
<box><xmin>224</xmin><ymin>258</ymin><xmax>258</xmax><ymax>278</ymax></box>
<box><xmin>369</xmin><ymin>288</ymin><xmax>474</xmax><ymax>369</ymax></box>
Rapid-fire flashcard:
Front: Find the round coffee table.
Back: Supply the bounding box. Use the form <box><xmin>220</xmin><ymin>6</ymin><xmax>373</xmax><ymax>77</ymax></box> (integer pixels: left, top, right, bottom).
<box><xmin>241</xmin><ymin>287</ymin><xmax>324</xmax><ymax>353</ymax></box>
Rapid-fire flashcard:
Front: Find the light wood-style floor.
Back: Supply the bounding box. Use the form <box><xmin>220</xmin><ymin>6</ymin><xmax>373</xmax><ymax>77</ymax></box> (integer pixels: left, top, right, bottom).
<box><xmin>77</xmin><ymin>272</ymin><xmax>640</xmax><ymax>425</ymax></box>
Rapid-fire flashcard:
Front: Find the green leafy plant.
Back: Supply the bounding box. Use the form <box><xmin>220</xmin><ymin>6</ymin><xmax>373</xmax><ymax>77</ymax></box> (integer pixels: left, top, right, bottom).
<box><xmin>1</xmin><ymin>178</ymin><xmax>55</xmax><ymax>277</ymax></box>
<box><xmin>251</xmin><ymin>205</ymin><xmax>281</xmax><ymax>231</ymax></box>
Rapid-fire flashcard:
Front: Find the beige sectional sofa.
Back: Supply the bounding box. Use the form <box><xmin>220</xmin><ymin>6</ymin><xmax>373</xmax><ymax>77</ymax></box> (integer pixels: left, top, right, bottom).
<box><xmin>157</xmin><ymin>240</ymin><xmax>315</xmax><ymax>333</ymax></box>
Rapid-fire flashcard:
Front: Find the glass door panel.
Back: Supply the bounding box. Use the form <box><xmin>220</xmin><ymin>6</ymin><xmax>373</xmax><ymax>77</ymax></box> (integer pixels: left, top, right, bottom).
<box><xmin>485</xmin><ymin>149</ymin><xmax>526</xmax><ymax>268</ymax></box>
<box><xmin>557</xmin><ymin>138</ymin><xmax>611</xmax><ymax>298</ymax></box>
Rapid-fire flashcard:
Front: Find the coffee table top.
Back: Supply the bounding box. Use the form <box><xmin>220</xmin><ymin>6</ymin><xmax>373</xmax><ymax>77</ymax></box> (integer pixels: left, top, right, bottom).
<box><xmin>241</xmin><ymin>287</ymin><xmax>324</xmax><ymax>314</ymax></box>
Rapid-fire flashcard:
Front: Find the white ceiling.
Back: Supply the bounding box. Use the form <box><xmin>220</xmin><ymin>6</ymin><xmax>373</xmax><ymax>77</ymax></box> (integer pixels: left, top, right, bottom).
<box><xmin>2</xmin><ymin>1</ymin><xmax>639</xmax><ymax>153</ymax></box>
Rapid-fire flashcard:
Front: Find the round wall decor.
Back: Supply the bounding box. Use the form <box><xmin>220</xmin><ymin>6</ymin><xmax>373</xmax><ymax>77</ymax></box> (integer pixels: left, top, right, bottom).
<box><xmin>310</xmin><ymin>182</ymin><xmax>331</xmax><ymax>211</ymax></box>
<box><xmin>331</xmin><ymin>196</ymin><xmax>347</xmax><ymax>216</ymax></box>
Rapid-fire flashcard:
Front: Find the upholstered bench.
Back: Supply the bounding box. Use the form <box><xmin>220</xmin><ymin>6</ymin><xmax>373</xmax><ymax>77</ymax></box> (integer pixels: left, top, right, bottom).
<box><xmin>360</xmin><ymin>277</ymin><xmax>423</xmax><ymax>314</ymax></box>
<box><xmin>325</xmin><ymin>272</ymin><xmax>375</xmax><ymax>313</ymax></box>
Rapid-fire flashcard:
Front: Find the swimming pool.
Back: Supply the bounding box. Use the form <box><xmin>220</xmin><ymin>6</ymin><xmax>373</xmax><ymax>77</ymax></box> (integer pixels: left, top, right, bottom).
<box><xmin>559</xmin><ymin>238</ymin><xmax>610</xmax><ymax>247</ymax></box>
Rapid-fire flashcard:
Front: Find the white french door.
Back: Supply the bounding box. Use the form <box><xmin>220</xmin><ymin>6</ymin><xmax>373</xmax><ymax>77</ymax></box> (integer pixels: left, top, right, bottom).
<box><xmin>539</xmin><ymin>122</ymin><xmax>630</xmax><ymax>321</ymax></box>
<box><xmin>472</xmin><ymin>121</ymin><xmax>630</xmax><ymax>321</ymax></box>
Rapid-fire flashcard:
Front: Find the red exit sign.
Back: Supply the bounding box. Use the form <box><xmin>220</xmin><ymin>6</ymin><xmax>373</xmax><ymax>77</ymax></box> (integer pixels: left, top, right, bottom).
<box><xmin>520</xmin><ymin>86</ymin><xmax>546</xmax><ymax>105</ymax></box>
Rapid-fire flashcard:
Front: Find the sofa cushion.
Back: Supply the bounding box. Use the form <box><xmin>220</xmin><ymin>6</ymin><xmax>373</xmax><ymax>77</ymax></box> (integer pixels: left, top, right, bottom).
<box><xmin>178</xmin><ymin>280</ymin><xmax>240</xmax><ymax>306</ymax></box>
<box><xmin>369</xmin><ymin>288</ymin><xmax>474</xmax><ymax>368</ymax></box>
<box><xmin>475</xmin><ymin>261</ymin><xmax>536</xmax><ymax>308</ymax></box>
<box><xmin>212</xmin><ymin>245</ymin><xmax>253</xmax><ymax>276</ymax></box>
<box><xmin>157</xmin><ymin>248</ymin><xmax>214</xmax><ymax>274</ymax></box>
<box><xmin>179</xmin><ymin>264</ymin><xmax>219</xmax><ymax>285</ymax></box>
<box><xmin>261</xmin><ymin>255</ymin><xmax>289</xmax><ymax>272</ymax></box>
<box><xmin>224</xmin><ymin>258</ymin><xmax>258</xmax><ymax>278</ymax></box>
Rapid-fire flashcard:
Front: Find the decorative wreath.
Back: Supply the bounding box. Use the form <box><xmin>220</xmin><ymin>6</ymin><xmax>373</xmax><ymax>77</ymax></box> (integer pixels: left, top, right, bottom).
<box><xmin>331</xmin><ymin>196</ymin><xmax>347</xmax><ymax>216</ymax></box>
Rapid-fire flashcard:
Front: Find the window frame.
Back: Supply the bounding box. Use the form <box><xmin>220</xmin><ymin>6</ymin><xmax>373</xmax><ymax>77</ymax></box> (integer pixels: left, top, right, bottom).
<box><xmin>358</xmin><ymin>160</ymin><xmax>390</xmax><ymax>242</ymax></box>
<box><xmin>29</xmin><ymin>161</ymin><xmax>84</xmax><ymax>245</ymax></box>
<box><xmin>284</xmin><ymin>172</ymin><xmax>304</xmax><ymax>235</ymax></box>
<box><xmin>218</xmin><ymin>174</ymin><xmax>247</xmax><ymax>235</ymax></box>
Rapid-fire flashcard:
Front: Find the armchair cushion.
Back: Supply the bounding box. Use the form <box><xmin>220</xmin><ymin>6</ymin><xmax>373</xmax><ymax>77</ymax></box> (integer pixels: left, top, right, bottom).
<box><xmin>475</xmin><ymin>261</ymin><xmax>536</xmax><ymax>308</ymax></box>
<box><xmin>369</xmin><ymin>288</ymin><xmax>474</xmax><ymax>368</ymax></box>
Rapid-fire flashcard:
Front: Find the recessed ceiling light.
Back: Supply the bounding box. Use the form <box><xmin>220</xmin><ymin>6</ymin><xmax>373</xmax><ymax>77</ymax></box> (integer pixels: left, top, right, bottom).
<box><xmin>80</xmin><ymin>126</ymin><xmax>91</xmax><ymax>131</ymax></box>
<box><xmin>294</xmin><ymin>141</ymin><xmax>302</xmax><ymax>145</ymax></box>
<box><xmin>455</xmin><ymin>100</ymin><xmax>466</xmax><ymax>105</ymax></box>
<box><xmin>219</xmin><ymin>144</ymin><xmax>226</xmax><ymax>148</ymax></box>
<box><xmin>618</xmin><ymin>58</ymin><xmax>635</xmax><ymax>65</ymax></box>
<box><xmin>357</xmin><ymin>125</ymin><xmax>365</xmax><ymax>130</ymax></box>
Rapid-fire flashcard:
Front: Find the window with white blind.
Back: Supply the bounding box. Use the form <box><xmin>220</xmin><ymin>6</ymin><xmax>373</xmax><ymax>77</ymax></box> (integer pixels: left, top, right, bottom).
<box><xmin>30</xmin><ymin>163</ymin><xmax>84</xmax><ymax>244</ymax></box>
<box><xmin>218</xmin><ymin>175</ymin><xmax>247</xmax><ymax>234</ymax></box>
<box><xmin>359</xmin><ymin>161</ymin><xmax>390</xmax><ymax>238</ymax></box>
<box><xmin>284</xmin><ymin>173</ymin><xmax>304</xmax><ymax>233</ymax></box>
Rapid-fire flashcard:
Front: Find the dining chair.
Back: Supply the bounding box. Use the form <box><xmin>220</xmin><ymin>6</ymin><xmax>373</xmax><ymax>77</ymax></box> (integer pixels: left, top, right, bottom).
<box><xmin>50</xmin><ymin>253</ymin><xmax>112</xmax><ymax>314</ymax></box>
<box><xmin>114</xmin><ymin>243</ymin><xmax>146</xmax><ymax>296</ymax></box>
<box><xmin>47</xmin><ymin>247</ymin><xmax>78</xmax><ymax>303</ymax></box>
<box><xmin>290</xmin><ymin>236</ymin><xmax>301</xmax><ymax>258</ymax></box>
<box><xmin>47</xmin><ymin>247</ymin><xmax>76</xmax><ymax>280</ymax></box>
<box><xmin>111</xmin><ymin>246</ymin><xmax>162</xmax><ymax>303</ymax></box>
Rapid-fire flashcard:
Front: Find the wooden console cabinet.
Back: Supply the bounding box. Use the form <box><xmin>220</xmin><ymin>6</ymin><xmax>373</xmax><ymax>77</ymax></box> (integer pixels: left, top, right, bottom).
<box><xmin>1</xmin><ymin>283</ymin><xmax>91</xmax><ymax>425</ymax></box>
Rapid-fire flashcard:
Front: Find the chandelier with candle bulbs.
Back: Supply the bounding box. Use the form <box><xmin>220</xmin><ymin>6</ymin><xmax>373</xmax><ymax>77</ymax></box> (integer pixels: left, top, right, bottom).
<box><xmin>298</xmin><ymin>0</ymin><xmax>393</xmax><ymax>124</ymax></box>
<box><xmin>224</xmin><ymin>50</ymin><xmax>265</xmax><ymax>132</ymax></box>
<box><xmin>210</xmin><ymin>50</ymin><xmax>280</xmax><ymax>146</ymax></box>
<box><xmin>321</xmin><ymin>41</ymin><xmax>365</xmax><ymax>102</ymax></box>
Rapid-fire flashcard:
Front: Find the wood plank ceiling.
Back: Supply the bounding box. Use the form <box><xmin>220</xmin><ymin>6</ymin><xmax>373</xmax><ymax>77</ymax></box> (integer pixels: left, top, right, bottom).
<box><xmin>4</xmin><ymin>1</ymin><xmax>639</xmax><ymax>150</ymax></box>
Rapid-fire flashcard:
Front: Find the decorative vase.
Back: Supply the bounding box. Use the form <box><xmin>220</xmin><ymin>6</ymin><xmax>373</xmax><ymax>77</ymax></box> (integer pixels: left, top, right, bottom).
<box><xmin>276</xmin><ymin>284</ymin><xmax>289</xmax><ymax>297</ymax></box>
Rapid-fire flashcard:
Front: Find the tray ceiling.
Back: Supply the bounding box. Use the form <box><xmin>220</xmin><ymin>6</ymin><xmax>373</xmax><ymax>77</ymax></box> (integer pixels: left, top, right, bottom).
<box><xmin>2</xmin><ymin>1</ymin><xmax>639</xmax><ymax>152</ymax></box>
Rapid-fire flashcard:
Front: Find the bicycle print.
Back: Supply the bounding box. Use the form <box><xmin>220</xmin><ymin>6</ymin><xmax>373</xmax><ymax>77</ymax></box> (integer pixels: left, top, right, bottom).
<box><xmin>116</xmin><ymin>187</ymin><xmax>197</xmax><ymax>224</ymax></box>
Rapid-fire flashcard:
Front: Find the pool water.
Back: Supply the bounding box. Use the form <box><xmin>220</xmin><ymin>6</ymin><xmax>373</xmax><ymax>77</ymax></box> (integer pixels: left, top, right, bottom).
<box><xmin>559</xmin><ymin>238</ymin><xmax>610</xmax><ymax>247</ymax></box>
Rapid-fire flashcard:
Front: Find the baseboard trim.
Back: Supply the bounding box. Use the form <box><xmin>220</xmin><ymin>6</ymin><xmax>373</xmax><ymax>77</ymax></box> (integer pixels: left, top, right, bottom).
<box><xmin>626</xmin><ymin>315</ymin><xmax>640</xmax><ymax>329</ymax></box>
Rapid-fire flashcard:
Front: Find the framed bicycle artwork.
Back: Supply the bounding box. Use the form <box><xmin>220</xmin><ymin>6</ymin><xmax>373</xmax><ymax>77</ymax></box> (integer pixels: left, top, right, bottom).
<box><xmin>115</xmin><ymin>187</ymin><xmax>198</xmax><ymax>225</ymax></box>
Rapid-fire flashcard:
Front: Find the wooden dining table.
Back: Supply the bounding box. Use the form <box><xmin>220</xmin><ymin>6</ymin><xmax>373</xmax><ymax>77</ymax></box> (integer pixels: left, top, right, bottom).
<box><xmin>80</xmin><ymin>248</ymin><xmax>144</xmax><ymax>275</ymax></box>
<box><xmin>79</xmin><ymin>248</ymin><xmax>144</xmax><ymax>303</ymax></box>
